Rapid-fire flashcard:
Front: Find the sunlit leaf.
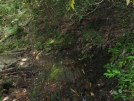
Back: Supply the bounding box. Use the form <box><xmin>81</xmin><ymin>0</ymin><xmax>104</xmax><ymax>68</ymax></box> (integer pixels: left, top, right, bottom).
<box><xmin>90</xmin><ymin>92</ymin><xmax>94</xmax><ymax>96</ymax></box>
<box><xmin>49</xmin><ymin>39</ymin><xmax>55</xmax><ymax>44</ymax></box>
<box><xmin>82</xmin><ymin>69</ymin><xmax>85</xmax><ymax>74</ymax></box>
<box><xmin>70</xmin><ymin>0</ymin><xmax>75</xmax><ymax>10</ymax></box>
<box><xmin>126</xmin><ymin>0</ymin><xmax>130</xmax><ymax>5</ymax></box>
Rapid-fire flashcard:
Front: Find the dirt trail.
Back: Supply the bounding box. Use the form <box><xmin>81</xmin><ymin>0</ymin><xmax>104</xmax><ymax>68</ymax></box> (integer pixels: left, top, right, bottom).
<box><xmin>0</xmin><ymin>47</ymin><xmax>118</xmax><ymax>101</ymax></box>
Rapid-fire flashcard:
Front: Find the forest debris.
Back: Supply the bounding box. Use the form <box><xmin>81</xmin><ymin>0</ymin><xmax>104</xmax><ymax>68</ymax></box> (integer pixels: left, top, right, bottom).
<box><xmin>7</xmin><ymin>47</ymin><xmax>31</xmax><ymax>56</ymax></box>
<box><xmin>90</xmin><ymin>92</ymin><xmax>94</xmax><ymax>96</ymax></box>
<box><xmin>0</xmin><ymin>68</ymin><xmax>15</xmax><ymax>74</ymax></box>
<box><xmin>22</xmin><ymin>17</ymin><xmax>32</xmax><ymax>27</ymax></box>
<box><xmin>2</xmin><ymin>96</ymin><xmax>10</xmax><ymax>101</ymax></box>
<box><xmin>70</xmin><ymin>88</ymin><xmax>79</xmax><ymax>96</ymax></box>
<box><xmin>4</xmin><ymin>59</ymin><xmax>19</xmax><ymax>69</ymax></box>
<box><xmin>82</xmin><ymin>69</ymin><xmax>85</xmax><ymax>74</ymax></box>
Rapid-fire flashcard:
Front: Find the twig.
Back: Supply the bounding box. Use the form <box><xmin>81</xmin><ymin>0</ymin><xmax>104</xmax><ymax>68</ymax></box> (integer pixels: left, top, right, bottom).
<box><xmin>85</xmin><ymin>0</ymin><xmax>104</xmax><ymax>16</ymax></box>
<box><xmin>86</xmin><ymin>0</ymin><xmax>104</xmax><ymax>5</ymax></box>
<box><xmin>86</xmin><ymin>4</ymin><xmax>100</xmax><ymax>15</ymax></box>
<box><xmin>22</xmin><ymin>17</ymin><xmax>32</xmax><ymax>27</ymax></box>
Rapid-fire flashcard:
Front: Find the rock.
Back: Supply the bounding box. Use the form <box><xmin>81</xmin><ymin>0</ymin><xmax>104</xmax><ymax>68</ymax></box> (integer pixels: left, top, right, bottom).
<box><xmin>0</xmin><ymin>65</ymin><xmax>4</xmax><ymax>71</ymax></box>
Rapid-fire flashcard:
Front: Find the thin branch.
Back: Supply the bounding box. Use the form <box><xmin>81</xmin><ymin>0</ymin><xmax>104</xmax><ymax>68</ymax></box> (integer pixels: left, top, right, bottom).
<box><xmin>86</xmin><ymin>0</ymin><xmax>104</xmax><ymax>15</ymax></box>
<box><xmin>85</xmin><ymin>0</ymin><xmax>104</xmax><ymax>6</ymax></box>
<box><xmin>86</xmin><ymin>4</ymin><xmax>99</xmax><ymax>15</ymax></box>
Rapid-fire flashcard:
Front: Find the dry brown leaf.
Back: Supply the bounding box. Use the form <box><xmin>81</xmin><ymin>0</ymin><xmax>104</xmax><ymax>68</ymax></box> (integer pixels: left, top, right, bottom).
<box><xmin>90</xmin><ymin>92</ymin><xmax>94</xmax><ymax>96</ymax></box>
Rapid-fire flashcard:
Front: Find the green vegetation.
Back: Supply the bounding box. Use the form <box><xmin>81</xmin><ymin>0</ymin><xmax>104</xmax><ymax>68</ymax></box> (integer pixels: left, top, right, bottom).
<box><xmin>104</xmin><ymin>32</ymin><xmax>134</xmax><ymax>100</ymax></box>
<box><xmin>0</xmin><ymin>0</ymin><xmax>134</xmax><ymax>100</ymax></box>
<box><xmin>0</xmin><ymin>0</ymin><xmax>31</xmax><ymax>52</ymax></box>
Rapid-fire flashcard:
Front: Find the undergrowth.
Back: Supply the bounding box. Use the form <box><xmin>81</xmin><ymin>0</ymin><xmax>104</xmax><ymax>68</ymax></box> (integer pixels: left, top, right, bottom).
<box><xmin>104</xmin><ymin>32</ymin><xmax>134</xmax><ymax>101</ymax></box>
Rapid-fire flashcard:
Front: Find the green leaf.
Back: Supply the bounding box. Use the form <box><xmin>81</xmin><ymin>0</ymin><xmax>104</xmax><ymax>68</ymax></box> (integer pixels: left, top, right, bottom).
<box><xmin>108</xmin><ymin>48</ymin><xmax>120</xmax><ymax>54</ymax></box>
<box><xmin>107</xmin><ymin>69</ymin><xmax>111</xmax><ymax>73</ymax></box>
<box><xmin>132</xmin><ymin>92</ymin><xmax>134</xmax><ymax>97</ymax></box>
<box><xmin>113</xmin><ymin>69</ymin><xmax>120</xmax><ymax>74</ymax></box>
<box><xmin>104</xmin><ymin>73</ymin><xmax>116</xmax><ymax>78</ymax></box>
<box><xmin>126</xmin><ymin>56</ymin><xmax>134</xmax><ymax>60</ymax></box>
<box><xmin>49</xmin><ymin>68</ymin><xmax>59</xmax><ymax>80</ymax></box>
<box><xmin>123</xmin><ymin>79</ymin><xmax>132</xmax><ymax>82</ymax></box>
<box><xmin>118</xmin><ymin>61</ymin><xmax>123</xmax><ymax>67</ymax></box>
<box><xmin>116</xmin><ymin>42</ymin><xmax>121</xmax><ymax>46</ymax></box>
<box><xmin>131</xmin><ymin>48</ymin><xmax>134</xmax><ymax>52</ymax></box>
<box><xmin>78</xmin><ymin>15</ymin><xmax>83</xmax><ymax>22</ymax></box>
<box><xmin>113</xmin><ymin>91</ymin><xmax>118</xmax><ymax>95</ymax></box>
<box><xmin>118</xmin><ymin>89</ymin><xmax>122</xmax><ymax>94</ymax></box>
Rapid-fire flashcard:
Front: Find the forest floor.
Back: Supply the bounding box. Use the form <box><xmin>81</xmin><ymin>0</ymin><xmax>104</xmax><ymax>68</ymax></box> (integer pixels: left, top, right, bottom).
<box><xmin>0</xmin><ymin>3</ymin><xmax>134</xmax><ymax>101</ymax></box>
<box><xmin>0</xmin><ymin>33</ymin><xmax>122</xmax><ymax>101</ymax></box>
<box><xmin>0</xmin><ymin>46</ymin><xmax>118</xmax><ymax>101</ymax></box>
